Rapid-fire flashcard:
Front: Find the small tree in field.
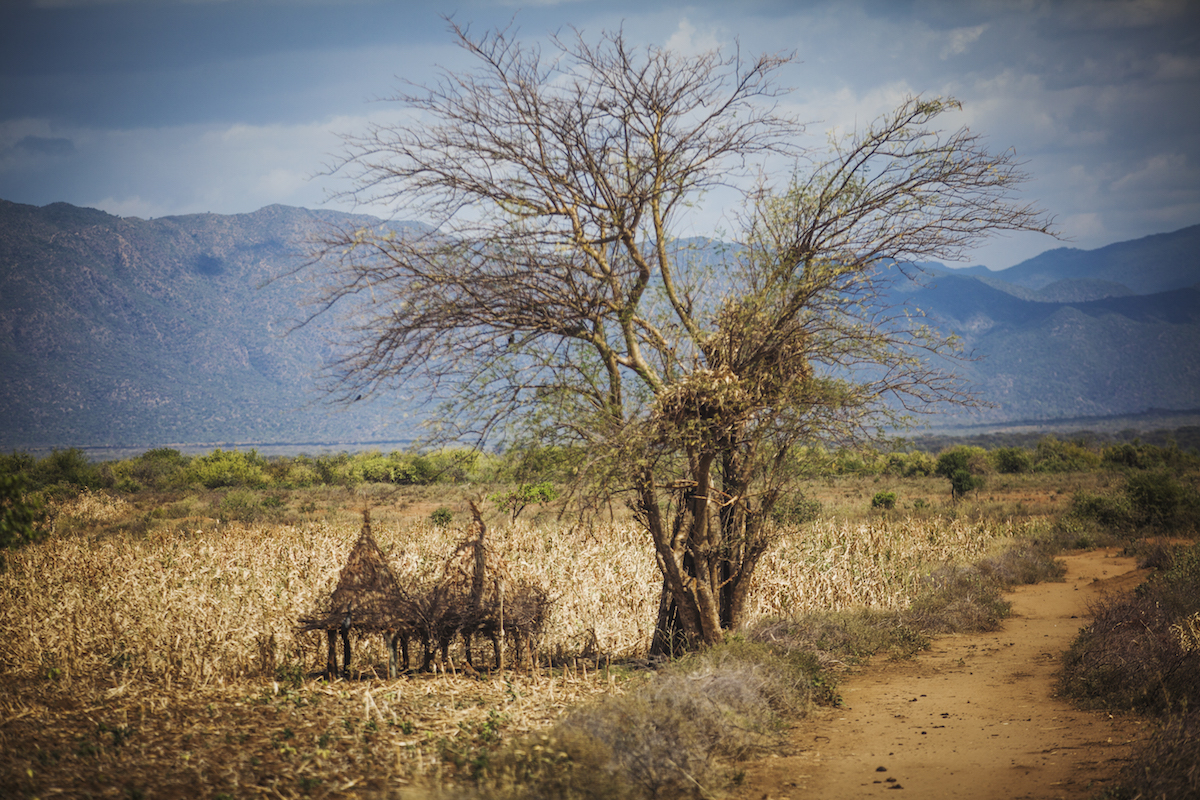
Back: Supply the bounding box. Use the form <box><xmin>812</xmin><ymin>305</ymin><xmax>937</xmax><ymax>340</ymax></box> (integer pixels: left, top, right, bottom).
<box><xmin>301</xmin><ymin>22</ymin><xmax>1054</xmax><ymax>652</ymax></box>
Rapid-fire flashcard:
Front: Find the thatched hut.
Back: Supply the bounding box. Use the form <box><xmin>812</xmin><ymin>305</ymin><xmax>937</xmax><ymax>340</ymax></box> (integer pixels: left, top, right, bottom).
<box><xmin>450</xmin><ymin>501</ymin><xmax>549</xmax><ymax>672</ymax></box>
<box><xmin>299</xmin><ymin>510</ymin><xmax>412</xmax><ymax>678</ymax></box>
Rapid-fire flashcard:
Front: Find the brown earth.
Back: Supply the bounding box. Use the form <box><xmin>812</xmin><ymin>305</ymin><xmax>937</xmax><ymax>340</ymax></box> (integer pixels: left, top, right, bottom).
<box><xmin>736</xmin><ymin>548</ymin><xmax>1151</xmax><ymax>800</ymax></box>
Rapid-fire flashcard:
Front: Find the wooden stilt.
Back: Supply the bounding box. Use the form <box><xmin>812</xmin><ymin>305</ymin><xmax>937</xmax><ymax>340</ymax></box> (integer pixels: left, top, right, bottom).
<box><xmin>388</xmin><ymin>633</ymin><xmax>399</xmax><ymax>679</ymax></box>
<box><xmin>340</xmin><ymin>626</ymin><xmax>351</xmax><ymax>678</ymax></box>
<box><xmin>326</xmin><ymin>629</ymin><xmax>338</xmax><ymax>679</ymax></box>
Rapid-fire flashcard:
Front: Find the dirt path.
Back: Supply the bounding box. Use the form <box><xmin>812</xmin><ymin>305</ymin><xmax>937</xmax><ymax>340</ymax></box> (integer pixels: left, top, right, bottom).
<box><xmin>736</xmin><ymin>548</ymin><xmax>1151</xmax><ymax>800</ymax></box>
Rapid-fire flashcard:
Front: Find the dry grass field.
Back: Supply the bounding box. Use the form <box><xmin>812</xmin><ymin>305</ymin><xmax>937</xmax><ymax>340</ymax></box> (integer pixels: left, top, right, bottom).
<box><xmin>0</xmin><ymin>471</ymin><xmax>1116</xmax><ymax>798</ymax></box>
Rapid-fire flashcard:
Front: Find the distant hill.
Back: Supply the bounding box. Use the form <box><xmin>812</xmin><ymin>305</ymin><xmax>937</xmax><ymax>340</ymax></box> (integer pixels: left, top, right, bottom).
<box><xmin>960</xmin><ymin>224</ymin><xmax>1200</xmax><ymax>294</ymax></box>
<box><xmin>899</xmin><ymin>271</ymin><xmax>1200</xmax><ymax>424</ymax></box>
<box><xmin>0</xmin><ymin>199</ymin><xmax>422</xmax><ymax>451</ymax></box>
<box><xmin>2</xmin><ymin>198</ymin><xmax>1198</xmax><ymax>450</ymax></box>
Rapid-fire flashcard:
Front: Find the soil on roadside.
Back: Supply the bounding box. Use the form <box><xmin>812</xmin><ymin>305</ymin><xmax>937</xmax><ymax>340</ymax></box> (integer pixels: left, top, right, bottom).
<box><xmin>735</xmin><ymin>548</ymin><xmax>1150</xmax><ymax>800</ymax></box>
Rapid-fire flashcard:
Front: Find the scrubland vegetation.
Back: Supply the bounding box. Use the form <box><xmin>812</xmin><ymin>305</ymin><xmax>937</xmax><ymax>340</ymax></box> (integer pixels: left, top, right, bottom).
<box><xmin>1</xmin><ymin>434</ymin><xmax>1197</xmax><ymax>799</ymax></box>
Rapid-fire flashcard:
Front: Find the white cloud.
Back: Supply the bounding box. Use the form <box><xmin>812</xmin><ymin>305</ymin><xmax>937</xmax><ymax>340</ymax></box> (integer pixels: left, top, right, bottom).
<box><xmin>1112</xmin><ymin>152</ymin><xmax>1199</xmax><ymax>197</ymax></box>
<box><xmin>940</xmin><ymin>24</ymin><xmax>987</xmax><ymax>60</ymax></box>
<box><xmin>664</xmin><ymin>18</ymin><xmax>722</xmax><ymax>55</ymax></box>
<box><xmin>88</xmin><ymin>194</ymin><xmax>170</xmax><ymax>219</ymax></box>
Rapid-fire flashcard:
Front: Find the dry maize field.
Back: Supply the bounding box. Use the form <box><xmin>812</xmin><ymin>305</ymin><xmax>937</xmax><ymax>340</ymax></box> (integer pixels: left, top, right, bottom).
<box><xmin>0</xmin><ymin>480</ymin><xmax>1062</xmax><ymax>798</ymax></box>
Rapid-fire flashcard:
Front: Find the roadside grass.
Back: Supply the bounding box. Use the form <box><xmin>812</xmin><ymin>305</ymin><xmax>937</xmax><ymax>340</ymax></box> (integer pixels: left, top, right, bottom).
<box><xmin>1054</xmin><ymin>465</ymin><xmax>1200</xmax><ymax>800</ymax></box>
<box><xmin>1059</xmin><ymin>540</ymin><xmax>1200</xmax><ymax>800</ymax></box>
<box><xmin>0</xmin><ymin>463</ymin><xmax>1185</xmax><ymax>799</ymax></box>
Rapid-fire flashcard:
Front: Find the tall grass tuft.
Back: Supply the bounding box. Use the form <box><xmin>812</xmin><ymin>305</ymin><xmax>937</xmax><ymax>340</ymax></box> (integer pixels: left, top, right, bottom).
<box><xmin>460</xmin><ymin>639</ymin><xmax>827</xmax><ymax>800</ymax></box>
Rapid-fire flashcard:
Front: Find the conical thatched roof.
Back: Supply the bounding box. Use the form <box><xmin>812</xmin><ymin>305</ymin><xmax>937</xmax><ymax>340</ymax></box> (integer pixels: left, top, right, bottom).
<box><xmin>299</xmin><ymin>510</ymin><xmax>406</xmax><ymax>633</ymax></box>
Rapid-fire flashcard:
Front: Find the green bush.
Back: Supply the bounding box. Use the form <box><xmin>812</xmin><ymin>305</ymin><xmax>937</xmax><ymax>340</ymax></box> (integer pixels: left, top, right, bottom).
<box><xmin>950</xmin><ymin>469</ymin><xmax>984</xmax><ymax>501</ymax></box>
<box><xmin>29</xmin><ymin>448</ymin><xmax>102</xmax><ymax>490</ymax></box>
<box><xmin>883</xmin><ymin>451</ymin><xmax>936</xmax><ymax>477</ymax></box>
<box><xmin>935</xmin><ymin>445</ymin><xmax>990</xmax><ymax>478</ymax></box>
<box><xmin>832</xmin><ymin>449</ymin><xmax>884</xmax><ymax>476</ymax></box>
<box><xmin>187</xmin><ymin>449</ymin><xmax>270</xmax><ymax>489</ymax></box>
<box><xmin>430</xmin><ymin>506</ymin><xmax>454</xmax><ymax>527</ymax></box>
<box><xmin>990</xmin><ymin>446</ymin><xmax>1033</xmax><ymax>474</ymax></box>
<box><xmin>0</xmin><ymin>451</ymin><xmax>36</xmax><ymax>478</ymax></box>
<box><xmin>1103</xmin><ymin>440</ymin><xmax>1200</xmax><ymax>473</ymax></box>
<box><xmin>350</xmin><ymin>449</ymin><xmax>478</xmax><ymax>485</ymax></box>
<box><xmin>1</xmin><ymin>473</ymin><xmax>45</xmax><ymax>562</ymax></box>
<box><xmin>1069</xmin><ymin>490</ymin><xmax>1135</xmax><ymax>530</ymax></box>
<box><xmin>495</xmin><ymin>444</ymin><xmax>583</xmax><ymax>483</ymax></box>
<box><xmin>1125</xmin><ymin>470</ymin><xmax>1199</xmax><ymax>530</ymax></box>
<box><xmin>216</xmin><ymin>489</ymin><xmax>271</xmax><ymax>522</ymax></box>
<box><xmin>265</xmin><ymin>456</ymin><xmax>320</xmax><ymax>488</ymax></box>
<box><xmin>116</xmin><ymin>448</ymin><xmax>190</xmax><ymax>491</ymax></box>
<box><xmin>313</xmin><ymin>453</ymin><xmax>356</xmax><ymax>486</ymax></box>
<box><xmin>357</xmin><ymin>452</ymin><xmax>401</xmax><ymax>483</ymax></box>
<box><xmin>425</xmin><ymin>448</ymin><xmax>480</xmax><ymax>483</ymax></box>
<box><xmin>870</xmin><ymin>491</ymin><xmax>897</xmax><ymax>510</ymax></box>
<box><xmin>1032</xmin><ymin>435</ymin><xmax>1101</xmax><ymax>473</ymax></box>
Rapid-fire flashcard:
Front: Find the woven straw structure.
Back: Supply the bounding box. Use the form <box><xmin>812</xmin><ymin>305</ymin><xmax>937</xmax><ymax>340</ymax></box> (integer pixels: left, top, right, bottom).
<box><xmin>299</xmin><ymin>510</ymin><xmax>408</xmax><ymax>634</ymax></box>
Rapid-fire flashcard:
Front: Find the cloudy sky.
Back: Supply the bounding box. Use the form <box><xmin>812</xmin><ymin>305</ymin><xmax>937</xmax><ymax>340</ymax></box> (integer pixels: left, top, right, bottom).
<box><xmin>2</xmin><ymin>0</ymin><xmax>1198</xmax><ymax>270</ymax></box>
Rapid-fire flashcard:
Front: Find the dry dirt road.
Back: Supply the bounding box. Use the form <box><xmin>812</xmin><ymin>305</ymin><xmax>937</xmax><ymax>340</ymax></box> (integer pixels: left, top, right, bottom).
<box><xmin>736</xmin><ymin>548</ymin><xmax>1151</xmax><ymax>800</ymax></box>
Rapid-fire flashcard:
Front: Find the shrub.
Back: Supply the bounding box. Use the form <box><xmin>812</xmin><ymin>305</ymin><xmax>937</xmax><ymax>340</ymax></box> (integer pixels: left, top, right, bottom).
<box><xmin>357</xmin><ymin>452</ymin><xmax>400</xmax><ymax>483</ymax></box>
<box><xmin>216</xmin><ymin>490</ymin><xmax>267</xmax><ymax>522</ymax></box>
<box><xmin>1073</xmin><ymin>544</ymin><xmax>1200</xmax><ymax>799</ymax></box>
<box><xmin>0</xmin><ymin>451</ymin><xmax>36</xmax><ymax>478</ymax></box>
<box><xmin>832</xmin><ymin>449</ymin><xmax>884</xmax><ymax>476</ymax></box>
<box><xmin>750</xmin><ymin>610</ymin><xmax>929</xmax><ymax>664</ymax></box>
<box><xmin>483</xmin><ymin>639</ymin><xmax>828</xmax><ymax>800</ymax></box>
<box><xmin>313</xmin><ymin>452</ymin><xmax>356</xmax><ymax>486</ymax></box>
<box><xmin>265</xmin><ymin>455</ymin><xmax>319</xmax><ymax>488</ymax></box>
<box><xmin>1068</xmin><ymin>490</ymin><xmax>1135</xmax><ymax>530</ymax></box>
<box><xmin>882</xmin><ymin>451</ymin><xmax>936</xmax><ymax>477</ymax></box>
<box><xmin>1060</xmin><ymin>541</ymin><xmax>1200</xmax><ymax>714</ymax></box>
<box><xmin>935</xmin><ymin>445</ymin><xmax>990</xmax><ymax>478</ymax></box>
<box><xmin>870</xmin><ymin>491</ymin><xmax>897</xmax><ymax>510</ymax></box>
<box><xmin>495</xmin><ymin>444</ymin><xmax>583</xmax><ymax>483</ymax></box>
<box><xmin>1103</xmin><ymin>440</ymin><xmax>1200</xmax><ymax>473</ymax></box>
<box><xmin>1125</xmin><ymin>470</ymin><xmax>1199</xmax><ymax>530</ymax></box>
<box><xmin>187</xmin><ymin>449</ymin><xmax>270</xmax><ymax>489</ymax></box>
<box><xmin>905</xmin><ymin>565</ymin><xmax>1011</xmax><ymax>634</ymax></box>
<box><xmin>425</xmin><ymin>448</ymin><xmax>480</xmax><ymax>483</ymax></box>
<box><xmin>948</xmin><ymin>469</ymin><xmax>984</xmax><ymax>502</ymax></box>
<box><xmin>990</xmin><ymin>446</ymin><xmax>1033</xmax><ymax>474</ymax></box>
<box><xmin>975</xmin><ymin>540</ymin><xmax>1065</xmax><ymax>587</ymax></box>
<box><xmin>1032</xmin><ymin>435</ymin><xmax>1101</xmax><ymax>473</ymax></box>
<box><xmin>1</xmin><ymin>473</ymin><xmax>45</xmax><ymax>561</ymax></box>
<box><xmin>430</xmin><ymin>506</ymin><xmax>454</xmax><ymax>527</ymax></box>
<box><xmin>121</xmin><ymin>448</ymin><xmax>190</xmax><ymax>491</ymax></box>
<box><xmin>1103</xmin><ymin>441</ymin><xmax>1162</xmax><ymax>471</ymax></box>
<box><xmin>935</xmin><ymin>446</ymin><xmax>988</xmax><ymax>501</ymax></box>
<box><xmin>1108</xmin><ymin>708</ymin><xmax>1200</xmax><ymax>800</ymax></box>
<box><xmin>33</xmin><ymin>448</ymin><xmax>102</xmax><ymax>490</ymax></box>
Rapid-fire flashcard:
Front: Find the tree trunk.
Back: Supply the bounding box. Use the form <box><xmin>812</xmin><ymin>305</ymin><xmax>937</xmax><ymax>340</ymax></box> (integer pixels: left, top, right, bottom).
<box><xmin>648</xmin><ymin>443</ymin><xmax>782</xmax><ymax>654</ymax></box>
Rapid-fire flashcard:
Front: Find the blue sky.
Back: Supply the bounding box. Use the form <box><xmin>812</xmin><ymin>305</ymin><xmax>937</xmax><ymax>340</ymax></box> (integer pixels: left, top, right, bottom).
<box><xmin>2</xmin><ymin>0</ymin><xmax>1198</xmax><ymax>270</ymax></box>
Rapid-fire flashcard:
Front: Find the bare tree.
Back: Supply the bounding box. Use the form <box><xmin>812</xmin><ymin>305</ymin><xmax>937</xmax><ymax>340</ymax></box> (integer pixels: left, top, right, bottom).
<box><xmin>301</xmin><ymin>22</ymin><xmax>1055</xmax><ymax>652</ymax></box>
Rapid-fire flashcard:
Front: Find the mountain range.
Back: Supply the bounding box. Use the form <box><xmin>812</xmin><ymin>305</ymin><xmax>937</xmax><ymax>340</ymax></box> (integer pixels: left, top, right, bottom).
<box><xmin>1</xmin><ymin>198</ymin><xmax>1198</xmax><ymax>452</ymax></box>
